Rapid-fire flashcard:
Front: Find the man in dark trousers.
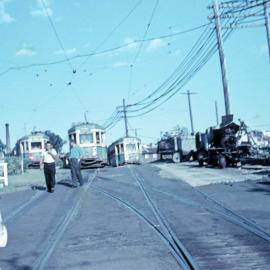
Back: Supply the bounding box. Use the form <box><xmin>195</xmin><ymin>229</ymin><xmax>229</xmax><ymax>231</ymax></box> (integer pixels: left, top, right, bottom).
<box><xmin>40</xmin><ymin>142</ymin><xmax>58</xmax><ymax>193</ymax></box>
<box><xmin>69</xmin><ymin>140</ymin><xmax>84</xmax><ymax>187</ymax></box>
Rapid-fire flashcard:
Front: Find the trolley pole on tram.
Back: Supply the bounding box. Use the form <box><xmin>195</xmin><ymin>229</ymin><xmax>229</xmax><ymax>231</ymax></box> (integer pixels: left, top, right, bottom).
<box><xmin>122</xmin><ymin>99</ymin><xmax>129</xmax><ymax>137</ymax></box>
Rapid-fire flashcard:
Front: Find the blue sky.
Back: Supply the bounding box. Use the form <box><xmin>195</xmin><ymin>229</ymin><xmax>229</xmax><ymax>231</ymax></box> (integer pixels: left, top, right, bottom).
<box><xmin>0</xmin><ymin>0</ymin><xmax>269</xmax><ymax>150</ymax></box>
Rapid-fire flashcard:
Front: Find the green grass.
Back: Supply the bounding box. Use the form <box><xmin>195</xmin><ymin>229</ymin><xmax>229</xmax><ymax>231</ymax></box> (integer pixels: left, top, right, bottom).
<box><xmin>0</xmin><ymin>169</ymin><xmax>45</xmax><ymax>194</ymax></box>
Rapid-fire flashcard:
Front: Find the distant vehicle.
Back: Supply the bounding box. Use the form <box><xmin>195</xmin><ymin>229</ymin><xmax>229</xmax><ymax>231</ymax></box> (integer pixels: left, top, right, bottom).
<box><xmin>108</xmin><ymin>137</ymin><xmax>142</xmax><ymax>167</ymax></box>
<box><xmin>14</xmin><ymin>132</ymin><xmax>49</xmax><ymax>167</ymax></box>
<box><xmin>157</xmin><ymin>135</ymin><xmax>195</xmax><ymax>163</ymax></box>
<box><xmin>63</xmin><ymin>122</ymin><xmax>107</xmax><ymax>168</ymax></box>
<box><xmin>195</xmin><ymin>115</ymin><xmax>251</xmax><ymax>168</ymax></box>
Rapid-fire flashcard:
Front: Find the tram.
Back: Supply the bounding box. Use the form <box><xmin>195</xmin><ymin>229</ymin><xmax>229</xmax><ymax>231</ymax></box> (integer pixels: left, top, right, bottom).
<box><xmin>15</xmin><ymin>132</ymin><xmax>49</xmax><ymax>167</ymax></box>
<box><xmin>108</xmin><ymin>137</ymin><xmax>142</xmax><ymax>167</ymax></box>
<box><xmin>64</xmin><ymin>122</ymin><xmax>107</xmax><ymax>168</ymax></box>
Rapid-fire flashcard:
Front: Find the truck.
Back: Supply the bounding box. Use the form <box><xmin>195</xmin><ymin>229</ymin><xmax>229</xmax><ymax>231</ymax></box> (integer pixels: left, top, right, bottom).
<box><xmin>157</xmin><ymin>134</ymin><xmax>195</xmax><ymax>163</ymax></box>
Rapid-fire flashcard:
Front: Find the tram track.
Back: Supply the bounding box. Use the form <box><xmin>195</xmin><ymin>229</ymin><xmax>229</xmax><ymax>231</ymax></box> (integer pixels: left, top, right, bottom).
<box><xmin>94</xmin><ymin>167</ymin><xmax>200</xmax><ymax>270</ymax></box>
<box><xmin>152</xmin><ymin>186</ymin><xmax>270</xmax><ymax>242</ymax></box>
<box><xmin>98</xmin><ymin>167</ymin><xmax>270</xmax><ymax>243</ymax></box>
<box><xmin>4</xmin><ymin>190</ymin><xmax>46</xmax><ymax>223</ymax></box>
<box><xmin>33</xmin><ymin>169</ymin><xmax>98</xmax><ymax>270</ymax></box>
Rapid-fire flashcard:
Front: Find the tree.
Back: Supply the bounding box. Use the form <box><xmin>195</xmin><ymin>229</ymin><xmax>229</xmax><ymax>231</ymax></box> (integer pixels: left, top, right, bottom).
<box><xmin>44</xmin><ymin>130</ymin><xmax>66</xmax><ymax>153</ymax></box>
<box><xmin>0</xmin><ymin>139</ymin><xmax>5</xmax><ymax>152</ymax></box>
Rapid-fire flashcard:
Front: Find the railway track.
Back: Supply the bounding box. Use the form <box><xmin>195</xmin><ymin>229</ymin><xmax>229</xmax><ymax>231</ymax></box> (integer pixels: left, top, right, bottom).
<box><xmin>99</xmin><ymin>167</ymin><xmax>270</xmax><ymax>243</ymax></box>
<box><xmin>94</xmin><ymin>167</ymin><xmax>200</xmax><ymax>270</ymax></box>
<box><xmin>5</xmin><ymin>190</ymin><xmax>47</xmax><ymax>223</ymax></box>
<box><xmin>32</xmin><ymin>169</ymin><xmax>98</xmax><ymax>270</ymax></box>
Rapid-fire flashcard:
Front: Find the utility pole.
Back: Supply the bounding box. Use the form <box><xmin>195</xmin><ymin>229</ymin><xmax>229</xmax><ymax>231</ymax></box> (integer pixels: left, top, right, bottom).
<box><xmin>263</xmin><ymin>0</ymin><xmax>270</xmax><ymax>62</ymax></box>
<box><xmin>122</xmin><ymin>99</ymin><xmax>129</xmax><ymax>137</ymax></box>
<box><xmin>182</xmin><ymin>90</ymin><xmax>196</xmax><ymax>136</ymax></box>
<box><xmin>215</xmin><ymin>100</ymin><xmax>219</xmax><ymax>126</ymax></box>
<box><xmin>212</xmin><ymin>0</ymin><xmax>231</xmax><ymax>116</ymax></box>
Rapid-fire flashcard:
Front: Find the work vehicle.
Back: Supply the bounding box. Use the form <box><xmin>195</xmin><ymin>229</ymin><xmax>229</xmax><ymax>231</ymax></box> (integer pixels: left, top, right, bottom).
<box><xmin>108</xmin><ymin>137</ymin><xmax>142</xmax><ymax>166</ymax></box>
<box><xmin>195</xmin><ymin>115</ymin><xmax>251</xmax><ymax>168</ymax></box>
<box><xmin>14</xmin><ymin>132</ymin><xmax>49</xmax><ymax>167</ymax></box>
<box><xmin>63</xmin><ymin>122</ymin><xmax>107</xmax><ymax>168</ymax></box>
<box><xmin>157</xmin><ymin>135</ymin><xmax>195</xmax><ymax>163</ymax></box>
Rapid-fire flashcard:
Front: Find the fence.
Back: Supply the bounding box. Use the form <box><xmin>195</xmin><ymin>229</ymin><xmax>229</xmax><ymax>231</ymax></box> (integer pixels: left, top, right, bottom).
<box><xmin>0</xmin><ymin>163</ymin><xmax>8</xmax><ymax>187</ymax></box>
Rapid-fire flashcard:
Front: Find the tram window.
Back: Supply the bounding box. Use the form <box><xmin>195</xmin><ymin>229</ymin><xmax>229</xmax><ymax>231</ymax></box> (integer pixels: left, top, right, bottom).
<box><xmin>101</xmin><ymin>132</ymin><xmax>105</xmax><ymax>144</ymax></box>
<box><xmin>80</xmin><ymin>134</ymin><xmax>93</xmax><ymax>144</ymax></box>
<box><xmin>120</xmin><ymin>144</ymin><xmax>124</xmax><ymax>153</ymax></box>
<box><xmin>24</xmin><ymin>142</ymin><xmax>29</xmax><ymax>151</ymax></box>
<box><xmin>31</xmin><ymin>142</ymin><xmax>42</xmax><ymax>149</ymax></box>
<box><xmin>96</xmin><ymin>132</ymin><xmax>100</xmax><ymax>144</ymax></box>
<box><xmin>69</xmin><ymin>134</ymin><xmax>76</xmax><ymax>143</ymax></box>
<box><xmin>126</xmin><ymin>144</ymin><xmax>136</xmax><ymax>153</ymax></box>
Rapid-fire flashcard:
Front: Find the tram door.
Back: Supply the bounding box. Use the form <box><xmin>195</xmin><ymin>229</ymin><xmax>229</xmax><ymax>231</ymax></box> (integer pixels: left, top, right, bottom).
<box><xmin>116</xmin><ymin>144</ymin><xmax>121</xmax><ymax>166</ymax></box>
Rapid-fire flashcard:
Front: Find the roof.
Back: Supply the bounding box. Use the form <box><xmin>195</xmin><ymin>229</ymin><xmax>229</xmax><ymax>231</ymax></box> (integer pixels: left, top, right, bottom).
<box><xmin>108</xmin><ymin>136</ymin><xmax>141</xmax><ymax>148</ymax></box>
<box><xmin>17</xmin><ymin>132</ymin><xmax>49</xmax><ymax>143</ymax></box>
<box><xmin>68</xmin><ymin>122</ymin><xmax>105</xmax><ymax>133</ymax></box>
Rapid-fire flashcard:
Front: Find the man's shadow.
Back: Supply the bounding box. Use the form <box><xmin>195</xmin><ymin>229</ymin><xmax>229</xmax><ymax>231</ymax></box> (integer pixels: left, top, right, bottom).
<box><xmin>57</xmin><ymin>179</ymin><xmax>75</xmax><ymax>188</ymax></box>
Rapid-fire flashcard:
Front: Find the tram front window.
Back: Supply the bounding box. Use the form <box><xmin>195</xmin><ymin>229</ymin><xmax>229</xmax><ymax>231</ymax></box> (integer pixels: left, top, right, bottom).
<box><xmin>126</xmin><ymin>144</ymin><xmax>136</xmax><ymax>153</ymax></box>
<box><xmin>80</xmin><ymin>134</ymin><xmax>93</xmax><ymax>144</ymax></box>
<box><xmin>31</xmin><ymin>142</ymin><xmax>42</xmax><ymax>150</ymax></box>
<box><xmin>96</xmin><ymin>132</ymin><xmax>100</xmax><ymax>144</ymax></box>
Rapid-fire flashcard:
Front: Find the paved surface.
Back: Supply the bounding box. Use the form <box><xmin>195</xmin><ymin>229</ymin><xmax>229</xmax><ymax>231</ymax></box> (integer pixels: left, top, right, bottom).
<box><xmin>0</xmin><ymin>164</ymin><xmax>270</xmax><ymax>269</ymax></box>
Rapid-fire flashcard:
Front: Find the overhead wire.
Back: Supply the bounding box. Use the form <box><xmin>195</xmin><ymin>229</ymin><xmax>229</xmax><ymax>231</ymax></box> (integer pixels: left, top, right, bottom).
<box><xmin>121</xmin><ymin>3</ymin><xmax>255</xmax><ymax>118</ymax></box>
<box><xmin>76</xmin><ymin>0</ymin><xmax>144</xmax><ymax>71</ymax></box>
<box><xmin>0</xmin><ymin>22</ymin><xmax>210</xmax><ymax>77</ymax></box>
<box><xmin>40</xmin><ymin>0</ymin><xmax>74</xmax><ymax>71</ymax></box>
<box><xmin>127</xmin><ymin>0</ymin><xmax>160</xmax><ymax>101</ymax></box>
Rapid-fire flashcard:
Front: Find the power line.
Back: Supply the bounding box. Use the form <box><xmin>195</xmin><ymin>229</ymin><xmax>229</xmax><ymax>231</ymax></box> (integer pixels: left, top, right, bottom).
<box><xmin>127</xmin><ymin>0</ymin><xmax>160</xmax><ymax>100</ymax></box>
<box><xmin>76</xmin><ymin>0</ymin><xmax>144</xmax><ymax>71</ymax></box>
<box><xmin>40</xmin><ymin>0</ymin><xmax>74</xmax><ymax>71</ymax></box>
<box><xmin>0</xmin><ymin>22</ymin><xmax>210</xmax><ymax>77</ymax></box>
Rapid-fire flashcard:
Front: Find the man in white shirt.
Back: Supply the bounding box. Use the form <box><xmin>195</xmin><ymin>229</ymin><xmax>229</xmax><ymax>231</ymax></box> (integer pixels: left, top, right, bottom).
<box><xmin>40</xmin><ymin>142</ymin><xmax>58</xmax><ymax>193</ymax></box>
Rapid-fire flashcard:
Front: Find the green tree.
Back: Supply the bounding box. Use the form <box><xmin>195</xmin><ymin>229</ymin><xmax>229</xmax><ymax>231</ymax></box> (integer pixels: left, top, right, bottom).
<box><xmin>0</xmin><ymin>139</ymin><xmax>5</xmax><ymax>152</ymax></box>
<box><xmin>44</xmin><ymin>130</ymin><xmax>66</xmax><ymax>153</ymax></box>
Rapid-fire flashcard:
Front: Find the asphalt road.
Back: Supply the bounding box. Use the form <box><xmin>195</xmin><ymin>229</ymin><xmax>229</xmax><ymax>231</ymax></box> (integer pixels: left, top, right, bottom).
<box><xmin>0</xmin><ymin>164</ymin><xmax>270</xmax><ymax>270</ymax></box>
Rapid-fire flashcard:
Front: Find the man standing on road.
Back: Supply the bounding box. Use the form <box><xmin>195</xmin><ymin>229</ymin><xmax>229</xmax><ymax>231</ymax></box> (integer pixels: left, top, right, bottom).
<box><xmin>69</xmin><ymin>140</ymin><xmax>84</xmax><ymax>187</ymax></box>
<box><xmin>40</xmin><ymin>142</ymin><xmax>58</xmax><ymax>193</ymax></box>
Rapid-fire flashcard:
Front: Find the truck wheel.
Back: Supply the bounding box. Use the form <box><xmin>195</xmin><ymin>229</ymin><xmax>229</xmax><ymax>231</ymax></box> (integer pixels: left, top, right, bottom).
<box><xmin>218</xmin><ymin>155</ymin><xmax>226</xmax><ymax>169</ymax></box>
<box><xmin>197</xmin><ymin>152</ymin><xmax>204</xmax><ymax>167</ymax></box>
<box><xmin>172</xmin><ymin>153</ymin><xmax>181</xmax><ymax>163</ymax></box>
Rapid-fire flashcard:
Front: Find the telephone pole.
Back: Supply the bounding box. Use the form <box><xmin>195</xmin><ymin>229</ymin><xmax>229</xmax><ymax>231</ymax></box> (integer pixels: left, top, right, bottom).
<box><xmin>215</xmin><ymin>100</ymin><xmax>219</xmax><ymax>126</ymax></box>
<box><xmin>122</xmin><ymin>99</ymin><xmax>129</xmax><ymax>137</ymax></box>
<box><xmin>182</xmin><ymin>90</ymin><xmax>196</xmax><ymax>136</ymax></box>
<box><xmin>212</xmin><ymin>0</ymin><xmax>231</xmax><ymax>116</ymax></box>
<box><xmin>263</xmin><ymin>0</ymin><xmax>270</xmax><ymax>62</ymax></box>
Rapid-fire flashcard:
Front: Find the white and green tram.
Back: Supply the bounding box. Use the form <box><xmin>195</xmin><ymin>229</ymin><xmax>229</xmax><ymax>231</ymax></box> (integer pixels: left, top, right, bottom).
<box><xmin>65</xmin><ymin>122</ymin><xmax>107</xmax><ymax>168</ymax></box>
<box><xmin>15</xmin><ymin>132</ymin><xmax>49</xmax><ymax>167</ymax></box>
<box><xmin>108</xmin><ymin>137</ymin><xmax>142</xmax><ymax>167</ymax></box>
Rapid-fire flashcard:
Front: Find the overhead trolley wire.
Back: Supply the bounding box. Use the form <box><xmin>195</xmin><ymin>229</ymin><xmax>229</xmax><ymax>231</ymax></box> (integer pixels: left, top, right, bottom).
<box><xmin>127</xmin><ymin>0</ymin><xmax>160</xmax><ymax>100</ymax></box>
<box><xmin>0</xmin><ymin>22</ymin><xmax>210</xmax><ymax>77</ymax></box>
<box><xmin>40</xmin><ymin>0</ymin><xmax>74</xmax><ymax>71</ymax></box>
<box><xmin>76</xmin><ymin>0</ymin><xmax>144</xmax><ymax>71</ymax></box>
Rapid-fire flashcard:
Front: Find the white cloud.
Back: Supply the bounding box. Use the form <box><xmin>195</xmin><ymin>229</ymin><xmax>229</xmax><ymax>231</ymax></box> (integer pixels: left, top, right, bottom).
<box><xmin>146</xmin><ymin>39</ymin><xmax>165</xmax><ymax>52</ymax></box>
<box><xmin>123</xmin><ymin>37</ymin><xmax>138</xmax><ymax>50</ymax></box>
<box><xmin>54</xmin><ymin>48</ymin><xmax>77</xmax><ymax>55</ymax></box>
<box><xmin>249</xmin><ymin>44</ymin><xmax>268</xmax><ymax>57</ymax></box>
<box><xmin>15</xmin><ymin>46</ymin><xmax>37</xmax><ymax>56</ymax></box>
<box><xmin>31</xmin><ymin>0</ymin><xmax>53</xmax><ymax>17</ymax></box>
<box><xmin>0</xmin><ymin>0</ymin><xmax>15</xmax><ymax>24</ymax></box>
<box><xmin>112</xmin><ymin>61</ymin><xmax>130</xmax><ymax>68</ymax></box>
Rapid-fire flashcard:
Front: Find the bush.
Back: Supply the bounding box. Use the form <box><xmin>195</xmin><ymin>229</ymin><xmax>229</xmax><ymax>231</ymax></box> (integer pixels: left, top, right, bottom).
<box><xmin>4</xmin><ymin>157</ymin><xmax>28</xmax><ymax>175</ymax></box>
